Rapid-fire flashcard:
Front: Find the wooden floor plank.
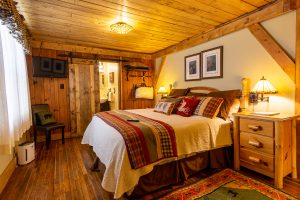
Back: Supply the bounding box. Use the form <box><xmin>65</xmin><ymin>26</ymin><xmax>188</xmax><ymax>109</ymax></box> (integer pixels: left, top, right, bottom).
<box><xmin>1</xmin><ymin>138</ymin><xmax>299</xmax><ymax>200</ymax></box>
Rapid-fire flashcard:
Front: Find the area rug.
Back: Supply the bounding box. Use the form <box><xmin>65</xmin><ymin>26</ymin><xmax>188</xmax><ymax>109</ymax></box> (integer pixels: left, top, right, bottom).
<box><xmin>158</xmin><ymin>168</ymin><xmax>296</xmax><ymax>200</ymax></box>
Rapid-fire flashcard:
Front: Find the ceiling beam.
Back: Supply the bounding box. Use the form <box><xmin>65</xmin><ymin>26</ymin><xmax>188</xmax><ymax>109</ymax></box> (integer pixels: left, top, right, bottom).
<box><xmin>30</xmin><ymin>40</ymin><xmax>152</xmax><ymax>59</ymax></box>
<box><xmin>152</xmin><ymin>0</ymin><xmax>294</xmax><ymax>58</ymax></box>
<box><xmin>248</xmin><ymin>23</ymin><xmax>295</xmax><ymax>82</ymax></box>
<box><xmin>154</xmin><ymin>56</ymin><xmax>167</xmax><ymax>88</ymax></box>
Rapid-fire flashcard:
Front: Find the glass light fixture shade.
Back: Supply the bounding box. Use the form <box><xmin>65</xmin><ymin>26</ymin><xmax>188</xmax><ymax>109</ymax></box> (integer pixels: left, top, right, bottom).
<box><xmin>157</xmin><ymin>86</ymin><xmax>167</xmax><ymax>94</ymax></box>
<box><xmin>251</xmin><ymin>76</ymin><xmax>278</xmax><ymax>94</ymax></box>
<box><xmin>110</xmin><ymin>21</ymin><xmax>133</xmax><ymax>34</ymax></box>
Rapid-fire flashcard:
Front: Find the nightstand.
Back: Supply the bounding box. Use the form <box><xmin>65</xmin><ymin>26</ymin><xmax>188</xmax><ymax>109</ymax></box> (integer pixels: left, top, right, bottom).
<box><xmin>233</xmin><ymin>112</ymin><xmax>298</xmax><ymax>188</ymax></box>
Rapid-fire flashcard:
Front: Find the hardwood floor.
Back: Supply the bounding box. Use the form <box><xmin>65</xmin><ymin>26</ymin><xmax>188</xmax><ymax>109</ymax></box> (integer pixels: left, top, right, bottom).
<box><xmin>0</xmin><ymin>138</ymin><xmax>114</xmax><ymax>200</ymax></box>
<box><xmin>1</xmin><ymin>138</ymin><xmax>300</xmax><ymax>200</ymax></box>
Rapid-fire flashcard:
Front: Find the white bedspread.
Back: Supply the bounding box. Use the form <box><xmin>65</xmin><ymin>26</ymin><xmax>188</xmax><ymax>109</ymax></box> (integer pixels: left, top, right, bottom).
<box><xmin>81</xmin><ymin>109</ymin><xmax>232</xmax><ymax>199</ymax></box>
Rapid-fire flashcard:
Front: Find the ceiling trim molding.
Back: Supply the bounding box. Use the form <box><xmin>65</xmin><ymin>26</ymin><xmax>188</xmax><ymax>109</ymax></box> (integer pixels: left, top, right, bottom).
<box><xmin>152</xmin><ymin>0</ymin><xmax>295</xmax><ymax>58</ymax></box>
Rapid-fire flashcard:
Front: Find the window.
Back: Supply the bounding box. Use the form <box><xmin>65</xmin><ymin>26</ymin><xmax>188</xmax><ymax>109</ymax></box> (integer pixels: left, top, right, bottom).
<box><xmin>0</xmin><ymin>22</ymin><xmax>32</xmax><ymax>154</ymax></box>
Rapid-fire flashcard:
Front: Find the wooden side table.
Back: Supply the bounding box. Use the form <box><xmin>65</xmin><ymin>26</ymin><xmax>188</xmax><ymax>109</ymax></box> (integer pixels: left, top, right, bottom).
<box><xmin>233</xmin><ymin>112</ymin><xmax>298</xmax><ymax>188</ymax></box>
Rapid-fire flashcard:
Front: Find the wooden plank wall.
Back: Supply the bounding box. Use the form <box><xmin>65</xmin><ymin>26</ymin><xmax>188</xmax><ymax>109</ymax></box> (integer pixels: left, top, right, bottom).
<box><xmin>27</xmin><ymin>48</ymin><xmax>154</xmax><ymax>140</ymax></box>
<box><xmin>27</xmin><ymin>48</ymin><xmax>71</xmax><ymax>140</ymax></box>
<box><xmin>121</xmin><ymin>58</ymin><xmax>154</xmax><ymax>110</ymax></box>
<box><xmin>69</xmin><ymin>64</ymin><xmax>100</xmax><ymax>136</ymax></box>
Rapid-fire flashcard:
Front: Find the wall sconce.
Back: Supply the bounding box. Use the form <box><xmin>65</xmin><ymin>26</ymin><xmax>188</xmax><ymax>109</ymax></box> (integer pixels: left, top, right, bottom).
<box><xmin>157</xmin><ymin>86</ymin><xmax>168</xmax><ymax>97</ymax></box>
<box><xmin>250</xmin><ymin>76</ymin><xmax>278</xmax><ymax>103</ymax></box>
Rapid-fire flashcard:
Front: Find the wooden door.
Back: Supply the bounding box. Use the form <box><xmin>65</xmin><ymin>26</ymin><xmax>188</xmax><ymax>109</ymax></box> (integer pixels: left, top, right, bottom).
<box><xmin>69</xmin><ymin>64</ymin><xmax>100</xmax><ymax>136</ymax></box>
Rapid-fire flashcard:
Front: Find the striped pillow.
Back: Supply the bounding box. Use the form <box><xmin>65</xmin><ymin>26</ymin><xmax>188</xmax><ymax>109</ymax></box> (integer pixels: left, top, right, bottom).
<box><xmin>154</xmin><ymin>101</ymin><xmax>176</xmax><ymax>115</ymax></box>
<box><xmin>194</xmin><ymin>97</ymin><xmax>224</xmax><ymax>118</ymax></box>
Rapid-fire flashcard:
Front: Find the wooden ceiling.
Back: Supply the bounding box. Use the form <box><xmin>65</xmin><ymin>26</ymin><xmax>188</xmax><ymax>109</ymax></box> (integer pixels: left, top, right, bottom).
<box><xmin>16</xmin><ymin>0</ymin><xmax>276</xmax><ymax>54</ymax></box>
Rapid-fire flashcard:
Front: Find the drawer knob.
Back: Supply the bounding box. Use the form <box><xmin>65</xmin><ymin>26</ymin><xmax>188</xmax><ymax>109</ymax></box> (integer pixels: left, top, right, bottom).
<box><xmin>248</xmin><ymin>125</ymin><xmax>262</xmax><ymax>131</ymax></box>
<box><xmin>248</xmin><ymin>140</ymin><xmax>262</xmax><ymax>148</ymax></box>
<box><xmin>249</xmin><ymin>156</ymin><xmax>261</xmax><ymax>163</ymax></box>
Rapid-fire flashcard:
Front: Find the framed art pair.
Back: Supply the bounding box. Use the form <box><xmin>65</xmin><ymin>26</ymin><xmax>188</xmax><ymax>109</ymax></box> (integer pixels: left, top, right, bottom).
<box><xmin>184</xmin><ymin>46</ymin><xmax>223</xmax><ymax>81</ymax></box>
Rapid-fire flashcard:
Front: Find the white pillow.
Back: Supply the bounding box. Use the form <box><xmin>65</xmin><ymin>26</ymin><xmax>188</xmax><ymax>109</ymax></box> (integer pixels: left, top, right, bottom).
<box><xmin>135</xmin><ymin>87</ymin><xmax>153</xmax><ymax>99</ymax></box>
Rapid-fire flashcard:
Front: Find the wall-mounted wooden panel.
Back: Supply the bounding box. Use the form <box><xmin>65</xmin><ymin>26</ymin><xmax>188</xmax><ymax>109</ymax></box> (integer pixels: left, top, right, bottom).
<box><xmin>69</xmin><ymin>64</ymin><xmax>100</xmax><ymax>136</ymax></box>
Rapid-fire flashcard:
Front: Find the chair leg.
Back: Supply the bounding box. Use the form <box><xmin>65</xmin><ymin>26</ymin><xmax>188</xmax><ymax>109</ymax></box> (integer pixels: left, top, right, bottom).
<box><xmin>33</xmin><ymin>128</ymin><xmax>37</xmax><ymax>145</ymax></box>
<box><xmin>62</xmin><ymin>127</ymin><xmax>65</xmax><ymax>144</ymax></box>
<box><xmin>46</xmin><ymin>130</ymin><xmax>51</xmax><ymax>149</ymax></box>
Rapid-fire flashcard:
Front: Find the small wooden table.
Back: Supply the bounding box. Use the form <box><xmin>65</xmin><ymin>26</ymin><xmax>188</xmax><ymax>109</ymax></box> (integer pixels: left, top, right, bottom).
<box><xmin>233</xmin><ymin>112</ymin><xmax>298</xmax><ymax>188</ymax></box>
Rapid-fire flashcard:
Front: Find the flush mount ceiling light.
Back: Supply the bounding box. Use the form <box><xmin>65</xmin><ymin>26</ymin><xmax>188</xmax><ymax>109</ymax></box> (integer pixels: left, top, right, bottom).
<box><xmin>110</xmin><ymin>21</ymin><xmax>133</xmax><ymax>34</ymax></box>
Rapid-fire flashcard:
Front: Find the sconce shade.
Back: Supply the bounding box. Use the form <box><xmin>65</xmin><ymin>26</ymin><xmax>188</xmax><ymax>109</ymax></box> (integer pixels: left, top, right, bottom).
<box><xmin>251</xmin><ymin>76</ymin><xmax>277</xmax><ymax>94</ymax></box>
<box><xmin>157</xmin><ymin>86</ymin><xmax>167</xmax><ymax>94</ymax></box>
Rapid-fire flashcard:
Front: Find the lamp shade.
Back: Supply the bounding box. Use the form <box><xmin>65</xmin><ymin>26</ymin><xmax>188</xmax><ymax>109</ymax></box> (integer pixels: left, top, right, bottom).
<box><xmin>251</xmin><ymin>76</ymin><xmax>277</xmax><ymax>94</ymax></box>
<box><xmin>157</xmin><ymin>86</ymin><xmax>167</xmax><ymax>94</ymax></box>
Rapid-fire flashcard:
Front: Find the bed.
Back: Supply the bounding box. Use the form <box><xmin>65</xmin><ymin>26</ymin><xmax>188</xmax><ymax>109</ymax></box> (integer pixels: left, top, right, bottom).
<box><xmin>81</xmin><ymin>84</ymin><xmax>248</xmax><ymax>199</ymax></box>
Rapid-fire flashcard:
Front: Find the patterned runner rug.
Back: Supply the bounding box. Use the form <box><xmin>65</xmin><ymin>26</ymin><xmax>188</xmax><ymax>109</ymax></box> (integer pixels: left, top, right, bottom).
<box><xmin>158</xmin><ymin>169</ymin><xmax>296</xmax><ymax>200</ymax></box>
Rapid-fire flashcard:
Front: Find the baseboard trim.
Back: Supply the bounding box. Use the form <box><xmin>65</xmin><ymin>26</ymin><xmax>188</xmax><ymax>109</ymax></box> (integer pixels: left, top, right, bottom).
<box><xmin>0</xmin><ymin>157</ymin><xmax>17</xmax><ymax>193</ymax></box>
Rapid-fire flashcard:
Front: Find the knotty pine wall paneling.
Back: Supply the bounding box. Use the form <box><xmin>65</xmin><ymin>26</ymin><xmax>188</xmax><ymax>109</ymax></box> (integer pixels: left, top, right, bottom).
<box><xmin>27</xmin><ymin>48</ymin><xmax>70</xmax><ymax>141</ymax></box>
<box><xmin>27</xmin><ymin>48</ymin><xmax>154</xmax><ymax>141</ymax></box>
<box><xmin>121</xmin><ymin>58</ymin><xmax>154</xmax><ymax>110</ymax></box>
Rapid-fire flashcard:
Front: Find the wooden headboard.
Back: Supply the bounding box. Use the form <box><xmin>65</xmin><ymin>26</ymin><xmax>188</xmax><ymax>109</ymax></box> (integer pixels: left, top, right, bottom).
<box><xmin>188</xmin><ymin>86</ymin><xmax>219</xmax><ymax>93</ymax></box>
<box><xmin>187</xmin><ymin>78</ymin><xmax>250</xmax><ymax>111</ymax></box>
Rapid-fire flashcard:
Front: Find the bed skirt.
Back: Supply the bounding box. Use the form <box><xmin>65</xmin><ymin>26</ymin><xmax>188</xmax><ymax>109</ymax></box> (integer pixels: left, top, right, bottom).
<box><xmin>91</xmin><ymin>146</ymin><xmax>233</xmax><ymax>198</ymax></box>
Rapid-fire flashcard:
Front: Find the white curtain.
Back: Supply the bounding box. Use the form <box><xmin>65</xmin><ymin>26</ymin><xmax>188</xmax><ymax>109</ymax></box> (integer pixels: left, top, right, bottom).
<box><xmin>0</xmin><ymin>22</ymin><xmax>32</xmax><ymax>154</ymax></box>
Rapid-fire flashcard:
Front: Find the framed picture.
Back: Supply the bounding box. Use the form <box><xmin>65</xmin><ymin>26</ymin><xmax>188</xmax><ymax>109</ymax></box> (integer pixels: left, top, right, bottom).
<box><xmin>40</xmin><ymin>58</ymin><xmax>52</xmax><ymax>72</ymax></box>
<box><xmin>201</xmin><ymin>46</ymin><xmax>223</xmax><ymax>79</ymax></box>
<box><xmin>52</xmin><ymin>59</ymin><xmax>66</xmax><ymax>74</ymax></box>
<box><xmin>109</xmin><ymin>72</ymin><xmax>114</xmax><ymax>83</ymax></box>
<box><xmin>184</xmin><ymin>53</ymin><xmax>200</xmax><ymax>81</ymax></box>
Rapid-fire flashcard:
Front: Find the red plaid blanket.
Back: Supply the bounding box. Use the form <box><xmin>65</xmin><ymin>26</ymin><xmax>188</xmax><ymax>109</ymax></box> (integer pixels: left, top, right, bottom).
<box><xmin>96</xmin><ymin>110</ymin><xmax>177</xmax><ymax>169</ymax></box>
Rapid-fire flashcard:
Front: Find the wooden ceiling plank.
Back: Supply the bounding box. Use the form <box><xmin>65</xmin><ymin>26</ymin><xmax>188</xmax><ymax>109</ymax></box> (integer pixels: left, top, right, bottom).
<box><xmin>77</xmin><ymin>0</ymin><xmax>217</xmax><ymax>28</ymax></box>
<box><xmin>76</xmin><ymin>0</ymin><xmax>221</xmax><ymax>26</ymax></box>
<box><xmin>18</xmin><ymin>4</ymin><xmax>209</xmax><ymax>37</ymax></box>
<box><xmin>19</xmin><ymin>7</ymin><xmax>205</xmax><ymax>34</ymax></box>
<box><xmin>26</xmin><ymin>22</ymin><xmax>187</xmax><ymax>44</ymax></box>
<box><xmin>31</xmin><ymin>35</ymin><xmax>168</xmax><ymax>52</ymax></box>
<box><xmin>19</xmin><ymin>0</ymin><xmax>216</xmax><ymax>28</ymax></box>
<box><xmin>197</xmin><ymin>0</ymin><xmax>258</xmax><ymax>13</ymax></box>
<box><xmin>31</xmin><ymin>33</ymin><xmax>172</xmax><ymax>49</ymax></box>
<box><xmin>248</xmin><ymin>23</ymin><xmax>295</xmax><ymax>82</ymax></box>
<box><xmin>241</xmin><ymin>0</ymin><xmax>272</xmax><ymax>7</ymax></box>
<box><xmin>15</xmin><ymin>0</ymin><xmax>273</xmax><ymax>53</ymax></box>
<box><xmin>30</xmin><ymin>40</ymin><xmax>152</xmax><ymax>58</ymax></box>
<box><xmin>153</xmin><ymin>1</ymin><xmax>289</xmax><ymax>58</ymax></box>
<box><xmin>23</xmin><ymin>13</ymin><xmax>200</xmax><ymax>38</ymax></box>
<box><xmin>24</xmin><ymin>15</ymin><xmax>195</xmax><ymax>39</ymax></box>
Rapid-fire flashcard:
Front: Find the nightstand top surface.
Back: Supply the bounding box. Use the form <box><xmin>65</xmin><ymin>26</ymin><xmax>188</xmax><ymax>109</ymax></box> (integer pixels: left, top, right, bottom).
<box><xmin>233</xmin><ymin>111</ymin><xmax>299</xmax><ymax>121</ymax></box>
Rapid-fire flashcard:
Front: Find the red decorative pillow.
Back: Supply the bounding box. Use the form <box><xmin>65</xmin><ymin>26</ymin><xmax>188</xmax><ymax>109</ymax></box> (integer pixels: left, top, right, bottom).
<box><xmin>176</xmin><ymin>96</ymin><xmax>200</xmax><ymax>117</ymax></box>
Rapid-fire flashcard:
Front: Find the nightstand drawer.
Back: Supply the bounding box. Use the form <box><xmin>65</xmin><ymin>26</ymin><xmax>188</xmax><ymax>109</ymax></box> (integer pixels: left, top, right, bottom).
<box><xmin>240</xmin><ymin>148</ymin><xmax>274</xmax><ymax>173</ymax></box>
<box><xmin>240</xmin><ymin>118</ymin><xmax>273</xmax><ymax>137</ymax></box>
<box><xmin>240</xmin><ymin>132</ymin><xmax>274</xmax><ymax>155</ymax></box>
